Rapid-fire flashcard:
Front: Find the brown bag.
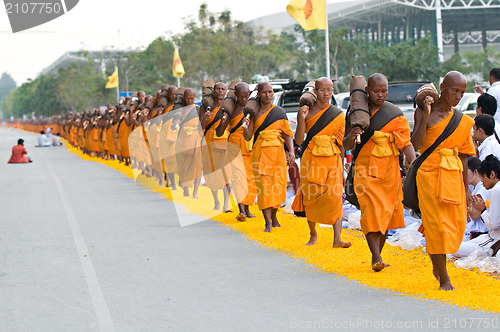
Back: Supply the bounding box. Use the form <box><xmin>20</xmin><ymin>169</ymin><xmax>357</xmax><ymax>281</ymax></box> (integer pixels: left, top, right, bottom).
<box><xmin>244</xmin><ymin>97</ymin><xmax>260</xmax><ymax>118</ymax></box>
<box><xmin>299</xmin><ymin>80</ymin><xmax>317</xmax><ymax>108</ymax></box>
<box><xmin>221</xmin><ymin>80</ymin><xmax>239</xmax><ymax>115</ymax></box>
<box><xmin>415</xmin><ymin>84</ymin><xmax>439</xmax><ymax>109</ymax></box>
<box><xmin>349</xmin><ymin>75</ymin><xmax>370</xmax><ymax>130</ymax></box>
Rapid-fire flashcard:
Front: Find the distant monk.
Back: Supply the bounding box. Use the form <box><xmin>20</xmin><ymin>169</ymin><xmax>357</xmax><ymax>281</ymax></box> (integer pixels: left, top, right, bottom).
<box><xmin>292</xmin><ymin>77</ymin><xmax>351</xmax><ymax>247</ymax></box>
<box><xmin>159</xmin><ymin>86</ymin><xmax>179</xmax><ymax>189</ymax></box>
<box><xmin>344</xmin><ymin>73</ymin><xmax>416</xmax><ymax>271</ymax></box>
<box><xmin>216</xmin><ymin>82</ymin><xmax>257</xmax><ymax>220</ymax></box>
<box><xmin>242</xmin><ymin>82</ymin><xmax>295</xmax><ymax>232</ymax></box>
<box><xmin>175</xmin><ymin>88</ymin><xmax>203</xmax><ymax>197</ymax></box>
<box><xmin>412</xmin><ymin>71</ymin><xmax>475</xmax><ymax>290</ymax></box>
<box><xmin>8</xmin><ymin>139</ymin><xmax>30</xmax><ymax>163</ymax></box>
<box><xmin>200</xmin><ymin>82</ymin><xmax>233</xmax><ymax>211</ymax></box>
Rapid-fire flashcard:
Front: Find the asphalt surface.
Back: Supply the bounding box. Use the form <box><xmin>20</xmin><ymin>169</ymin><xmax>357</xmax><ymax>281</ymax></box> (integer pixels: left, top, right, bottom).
<box><xmin>1</xmin><ymin>127</ymin><xmax>497</xmax><ymax>331</ymax></box>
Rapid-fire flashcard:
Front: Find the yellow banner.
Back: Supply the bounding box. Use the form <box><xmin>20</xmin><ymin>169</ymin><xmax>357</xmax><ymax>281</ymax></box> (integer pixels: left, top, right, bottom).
<box><xmin>173</xmin><ymin>47</ymin><xmax>185</xmax><ymax>78</ymax></box>
<box><xmin>286</xmin><ymin>0</ymin><xmax>326</xmax><ymax>31</ymax></box>
<box><xmin>105</xmin><ymin>66</ymin><xmax>119</xmax><ymax>89</ymax></box>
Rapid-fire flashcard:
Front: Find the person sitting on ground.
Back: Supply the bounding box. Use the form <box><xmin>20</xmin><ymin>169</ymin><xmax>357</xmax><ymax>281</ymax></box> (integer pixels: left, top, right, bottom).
<box><xmin>8</xmin><ymin>139</ymin><xmax>31</xmax><ymax>163</ymax></box>
<box><xmin>473</xmin><ymin>114</ymin><xmax>500</xmax><ymax>161</ymax></box>
<box><xmin>454</xmin><ymin>155</ymin><xmax>500</xmax><ymax>258</ymax></box>
<box><xmin>465</xmin><ymin>157</ymin><xmax>489</xmax><ymax>240</ymax></box>
<box><xmin>52</xmin><ymin>133</ymin><xmax>62</xmax><ymax>146</ymax></box>
<box><xmin>476</xmin><ymin>93</ymin><xmax>499</xmax><ymax>141</ymax></box>
<box><xmin>37</xmin><ymin>130</ymin><xmax>51</xmax><ymax>147</ymax></box>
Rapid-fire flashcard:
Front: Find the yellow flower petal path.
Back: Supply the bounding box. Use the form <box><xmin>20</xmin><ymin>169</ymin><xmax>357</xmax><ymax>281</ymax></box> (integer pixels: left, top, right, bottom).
<box><xmin>65</xmin><ymin>143</ymin><xmax>500</xmax><ymax>313</ymax></box>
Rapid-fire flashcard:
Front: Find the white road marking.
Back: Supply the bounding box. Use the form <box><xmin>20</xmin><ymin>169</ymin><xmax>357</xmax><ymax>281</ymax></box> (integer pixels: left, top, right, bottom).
<box><xmin>45</xmin><ymin>159</ymin><xmax>115</xmax><ymax>332</ymax></box>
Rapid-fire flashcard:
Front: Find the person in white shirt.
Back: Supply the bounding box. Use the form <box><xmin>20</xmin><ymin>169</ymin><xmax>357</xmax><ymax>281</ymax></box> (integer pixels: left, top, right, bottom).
<box><xmin>52</xmin><ymin>133</ymin><xmax>62</xmax><ymax>146</ymax></box>
<box><xmin>454</xmin><ymin>155</ymin><xmax>500</xmax><ymax>258</ymax></box>
<box><xmin>465</xmin><ymin>157</ymin><xmax>489</xmax><ymax>240</ymax></box>
<box><xmin>37</xmin><ymin>130</ymin><xmax>51</xmax><ymax>147</ymax></box>
<box><xmin>474</xmin><ymin>115</ymin><xmax>500</xmax><ymax>161</ymax></box>
<box><xmin>475</xmin><ymin>68</ymin><xmax>500</xmax><ymax>123</ymax></box>
<box><xmin>475</xmin><ymin>93</ymin><xmax>499</xmax><ymax>140</ymax></box>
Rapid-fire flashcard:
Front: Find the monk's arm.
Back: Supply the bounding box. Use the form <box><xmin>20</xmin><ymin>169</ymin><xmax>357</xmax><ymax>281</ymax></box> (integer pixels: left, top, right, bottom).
<box><xmin>295</xmin><ymin>106</ymin><xmax>308</xmax><ymax>145</ymax></box>
<box><xmin>215</xmin><ymin>113</ymin><xmax>230</xmax><ymax>137</ymax></box>
<box><xmin>284</xmin><ymin>134</ymin><xmax>295</xmax><ymax>164</ymax></box>
<box><xmin>402</xmin><ymin>145</ymin><xmax>416</xmax><ymax>164</ymax></box>
<box><xmin>199</xmin><ymin>105</ymin><xmax>208</xmax><ymax>130</ymax></box>
<box><xmin>242</xmin><ymin>118</ymin><xmax>253</xmax><ymax>141</ymax></box>
<box><xmin>460</xmin><ymin>153</ymin><xmax>471</xmax><ymax>205</ymax></box>
<box><xmin>343</xmin><ymin>126</ymin><xmax>363</xmax><ymax>151</ymax></box>
<box><xmin>411</xmin><ymin>107</ymin><xmax>428</xmax><ymax>149</ymax></box>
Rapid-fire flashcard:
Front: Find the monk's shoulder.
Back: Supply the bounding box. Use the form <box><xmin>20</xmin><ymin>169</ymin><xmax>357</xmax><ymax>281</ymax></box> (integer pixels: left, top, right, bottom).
<box><xmin>381</xmin><ymin>101</ymin><xmax>404</xmax><ymax>116</ymax></box>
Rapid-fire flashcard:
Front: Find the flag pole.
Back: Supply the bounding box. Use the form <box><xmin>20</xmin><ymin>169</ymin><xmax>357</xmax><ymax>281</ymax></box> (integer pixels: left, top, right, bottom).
<box><xmin>116</xmin><ymin>85</ymin><xmax>119</xmax><ymax>104</ymax></box>
<box><xmin>325</xmin><ymin>1</ymin><xmax>330</xmax><ymax>79</ymax></box>
<box><xmin>177</xmin><ymin>77</ymin><xmax>180</xmax><ymax>87</ymax></box>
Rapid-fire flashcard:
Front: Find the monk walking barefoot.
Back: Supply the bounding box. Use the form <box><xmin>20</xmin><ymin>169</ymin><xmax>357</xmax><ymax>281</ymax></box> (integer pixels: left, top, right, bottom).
<box><xmin>412</xmin><ymin>71</ymin><xmax>475</xmax><ymax>290</ymax></box>
<box><xmin>292</xmin><ymin>77</ymin><xmax>351</xmax><ymax>248</ymax></box>
<box><xmin>344</xmin><ymin>74</ymin><xmax>416</xmax><ymax>271</ymax></box>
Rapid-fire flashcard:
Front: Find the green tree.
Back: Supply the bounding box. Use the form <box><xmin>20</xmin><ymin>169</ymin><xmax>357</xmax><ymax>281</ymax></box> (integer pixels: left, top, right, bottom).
<box><xmin>0</xmin><ymin>72</ymin><xmax>17</xmax><ymax>101</ymax></box>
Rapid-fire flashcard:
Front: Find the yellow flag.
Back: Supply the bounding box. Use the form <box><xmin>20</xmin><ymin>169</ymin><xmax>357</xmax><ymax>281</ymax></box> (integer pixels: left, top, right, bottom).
<box><xmin>173</xmin><ymin>47</ymin><xmax>185</xmax><ymax>78</ymax></box>
<box><xmin>286</xmin><ymin>0</ymin><xmax>326</xmax><ymax>31</ymax></box>
<box><xmin>105</xmin><ymin>66</ymin><xmax>119</xmax><ymax>89</ymax></box>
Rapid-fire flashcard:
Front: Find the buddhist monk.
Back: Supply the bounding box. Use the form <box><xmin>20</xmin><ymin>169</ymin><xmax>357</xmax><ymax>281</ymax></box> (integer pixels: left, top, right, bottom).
<box><xmin>175</xmin><ymin>88</ymin><xmax>202</xmax><ymax>197</ymax></box>
<box><xmin>119</xmin><ymin>105</ymin><xmax>133</xmax><ymax>166</ymax></box>
<box><xmin>112</xmin><ymin>106</ymin><xmax>123</xmax><ymax>163</ymax></box>
<box><xmin>344</xmin><ymin>73</ymin><xmax>416</xmax><ymax>271</ymax></box>
<box><xmin>159</xmin><ymin>86</ymin><xmax>179</xmax><ymax>189</ymax></box>
<box><xmin>105</xmin><ymin>109</ymin><xmax>116</xmax><ymax>160</ymax></box>
<box><xmin>292</xmin><ymin>77</ymin><xmax>351</xmax><ymax>247</ymax></box>
<box><xmin>216</xmin><ymin>82</ymin><xmax>257</xmax><ymax>220</ymax></box>
<box><xmin>412</xmin><ymin>71</ymin><xmax>475</xmax><ymax>290</ymax></box>
<box><xmin>200</xmin><ymin>82</ymin><xmax>232</xmax><ymax>211</ymax></box>
<box><xmin>242</xmin><ymin>82</ymin><xmax>295</xmax><ymax>232</ymax></box>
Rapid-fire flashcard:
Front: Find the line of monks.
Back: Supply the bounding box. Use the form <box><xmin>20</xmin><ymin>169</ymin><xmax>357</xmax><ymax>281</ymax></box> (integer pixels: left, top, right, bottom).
<box><xmin>12</xmin><ymin>71</ymin><xmax>475</xmax><ymax>291</ymax></box>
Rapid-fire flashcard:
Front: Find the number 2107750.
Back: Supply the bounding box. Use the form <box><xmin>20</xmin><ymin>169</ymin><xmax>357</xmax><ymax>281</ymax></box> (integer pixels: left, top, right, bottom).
<box><xmin>5</xmin><ymin>2</ymin><xmax>62</xmax><ymax>14</ymax></box>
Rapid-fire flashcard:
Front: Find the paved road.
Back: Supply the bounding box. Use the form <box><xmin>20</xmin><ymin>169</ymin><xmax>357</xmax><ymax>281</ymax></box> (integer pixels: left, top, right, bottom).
<box><xmin>0</xmin><ymin>127</ymin><xmax>496</xmax><ymax>331</ymax></box>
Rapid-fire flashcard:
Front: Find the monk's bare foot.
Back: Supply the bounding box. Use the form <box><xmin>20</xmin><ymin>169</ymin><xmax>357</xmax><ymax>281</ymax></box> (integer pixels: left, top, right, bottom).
<box><xmin>439</xmin><ymin>280</ymin><xmax>455</xmax><ymax>291</ymax></box>
<box><xmin>272</xmin><ymin>220</ymin><xmax>281</xmax><ymax>227</ymax></box>
<box><xmin>246</xmin><ymin>213</ymin><xmax>256</xmax><ymax>218</ymax></box>
<box><xmin>333</xmin><ymin>241</ymin><xmax>352</xmax><ymax>248</ymax></box>
<box><xmin>372</xmin><ymin>262</ymin><xmax>385</xmax><ymax>272</ymax></box>
<box><xmin>193</xmin><ymin>193</ymin><xmax>199</xmax><ymax>198</ymax></box>
<box><xmin>306</xmin><ymin>234</ymin><xmax>317</xmax><ymax>245</ymax></box>
<box><xmin>236</xmin><ymin>213</ymin><xmax>247</xmax><ymax>222</ymax></box>
<box><xmin>264</xmin><ymin>225</ymin><xmax>272</xmax><ymax>232</ymax></box>
<box><xmin>213</xmin><ymin>202</ymin><xmax>220</xmax><ymax>210</ymax></box>
<box><xmin>183</xmin><ymin>187</ymin><xmax>189</xmax><ymax>197</ymax></box>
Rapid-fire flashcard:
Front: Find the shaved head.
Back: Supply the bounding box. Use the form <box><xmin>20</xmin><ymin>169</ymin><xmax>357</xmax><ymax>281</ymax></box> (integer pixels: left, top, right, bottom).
<box><xmin>367</xmin><ymin>73</ymin><xmax>388</xmax><ymax>87</ymax></box>
<box><xmin>257</xmin><ymin>82</ymin><xmax>272</xmax><ymax>93</ymax></box>
<box><xmin>315</xmin><ymin>77</ymin><xmax>333</xmax><ymax>89</ymax></box>
<box><xmin>235</xmin><ymin>82</ymin><xmax>250</xmax><ymax>95</ymax></box>
<box><xmin>442</xmin><ymin>71</ymin><xmax>466</xmax><ymax>87</ymax></box>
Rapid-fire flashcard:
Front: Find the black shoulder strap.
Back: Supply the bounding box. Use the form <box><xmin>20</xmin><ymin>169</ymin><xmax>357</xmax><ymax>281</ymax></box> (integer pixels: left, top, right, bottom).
<box><xmin>300</xmin><ymin>105</ymin><xmax>342</xmax><ymax>154</ymax></box>
<box><xmin>352</xmin><ymin>102</ymin><xmax>404</xmax><ymax>161</ymax></box>
<box><xmin>228</xmin><ymin>114</ymin><xmax>245</xmax><ymax>137</ymax></box>
<box><xmin>204</xmin><ymin>107</ymin><xmax>224</xmax><ymax>136</ymax></box>
<box><xmin>253</xmin><ymin>106</ymin><xmax>288</xmax><ymax>146</ymax></box>
<box><xmin>412</xmin><ymin>109</ymin><xmax>463</xmax><ymax>169</ymax></box>
<box><xmin>117</xmin><ymin>117</ymin><xmax>126</xmax><ymax>133</ymax></box>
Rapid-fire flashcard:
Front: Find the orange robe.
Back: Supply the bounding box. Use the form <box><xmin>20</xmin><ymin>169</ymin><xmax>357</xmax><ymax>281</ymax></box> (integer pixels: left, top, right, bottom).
<box><xmin>118</xmin><ymin>120</ymin><xmax>131</xmax><ymax>158</ymax></box>
<box><xmin>145</xmin><ymin>117</ymin><xmax>165</xmax><ymax>177</ymax></box>
<box><xmin>90</xmin><ymin>127</ymin><xmax>99</xmax><ymax>153</ymax></box>
<box><xmin>227</xmin><ymin>113</ymin><xmax>257</xmax><ymax>205</ymax></box>
<box><xmin>175</xmin><ymin>106</ymin><xmax>203</xmax><ymax>187</ymax></box>
<box><xmin>77</xmin><ymin>127</ymin><xmax>84</xmax><ymax>149</ymax></box>
<box><xmin>106</xmin><ymin>125</ymin><xmax>115</xmax><ymax>156</ymax></box>
<box><xmin>353</xmin><ymin>109</ymin><xmax>412</xmax><ymax>235</ymax></box>
<box><xmin>202</xmin><ymin>107</ymin><xmax>232</xmax><ymax>191</ymax></box>
<box><xmin>250</xmin><ymin>106</ymin><xmax>293</xmax><ymax>210</ymax></box>
<box><xmin>291</xmin><ymin>105</ymin><xmax>345</xmax><ymax>224</ymax></box>
<box><xmin>112</xmin><ymin>123</ymin><xmax>121</xmax><ymax>157</ymax></box>
<box><xmin>158</xmin><ymin>105</ymin><xmax>179</xmax><ymax>173</ymax></box>
<box><xmin>417</xmin><ymin>111</ymin><xmax>475</xmax><ymax>254</ymax></box>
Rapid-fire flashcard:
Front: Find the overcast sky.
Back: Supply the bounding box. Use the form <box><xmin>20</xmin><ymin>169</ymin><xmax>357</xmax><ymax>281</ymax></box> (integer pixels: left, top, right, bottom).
<box><xmin>0</xmin><ymin>0</ymin><xmax>330</xmax><ymax>85</ymax></box>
